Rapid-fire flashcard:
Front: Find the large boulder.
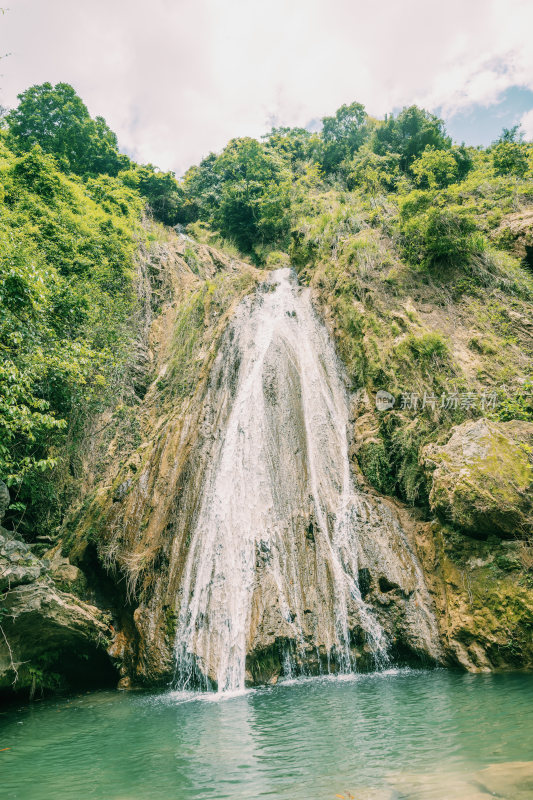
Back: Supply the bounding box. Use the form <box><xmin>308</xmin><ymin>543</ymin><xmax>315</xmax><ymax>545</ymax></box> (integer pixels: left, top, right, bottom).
<box><xmin>422</xmin><ymin>419</ymin><xmax>533</xmax><ymax>538</ymax></box>
<box><xmin>0</xmin><ymin>532</ymin><xmax>116</xmax><ymax>696</ymax></box>
<box><xmin>0</xmin><ymin>534</ymin><xmax>47</xmax><ymax>591</ymax></box>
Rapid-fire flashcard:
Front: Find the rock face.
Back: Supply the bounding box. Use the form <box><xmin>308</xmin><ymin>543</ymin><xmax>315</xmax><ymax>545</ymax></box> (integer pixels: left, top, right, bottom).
<box><xmin>0</xmin><ymin>531</ymin><xmax>116</xmax><ymax>696</ymax></box>
<box><xmin>60</xmin><ymin>241</ymin><xmax>532</xmax><ymax>689</ymax></box>
<box><xmin>497</xmin><ymin>209</ymin><xmax>533</xmax><ymax>270</ymax></box>
<box><xmin>167</xmin><ymin>269</ymin><xmax>443</xmax><ymax>689</ymax></box>
<box><xmin>79</xmin><ymin>269</ymin><xmax>443</xmax><ymax>691</ymax></box>
<box><xmin>423</xmin><ymin>419</ymin><xmax>533</xmax><ymax>539</ymax></box>
<box><xmin>410</xmin><ymin>517</ymin><xmax>533</xmax><ymax>672</ymax></box>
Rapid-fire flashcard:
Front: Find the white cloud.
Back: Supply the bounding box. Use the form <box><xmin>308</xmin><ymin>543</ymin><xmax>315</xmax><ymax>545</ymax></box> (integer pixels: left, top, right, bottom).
<box><xmin>1</xmin><ymin>0</ymin><xmax>533</xmax><ymax>174</ymax></box>
<box><xmin>520</xmin><ymin>109</ymin><xmax>533</xmax><ymax>141</ymax></box>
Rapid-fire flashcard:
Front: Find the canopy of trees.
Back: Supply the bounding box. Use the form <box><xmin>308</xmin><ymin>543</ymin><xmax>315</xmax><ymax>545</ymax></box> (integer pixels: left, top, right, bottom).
<box><xmin>6</xmin><ymin>82</ymin><xmax>183</xmax><ymax>225</ymax></box>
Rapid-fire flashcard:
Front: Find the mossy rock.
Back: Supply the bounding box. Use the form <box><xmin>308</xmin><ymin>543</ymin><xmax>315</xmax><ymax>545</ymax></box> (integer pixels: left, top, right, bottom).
<box><xmin>422</xmin><ymin>419</ymin><xmax>533</xmax><ymax>538</ymax></box>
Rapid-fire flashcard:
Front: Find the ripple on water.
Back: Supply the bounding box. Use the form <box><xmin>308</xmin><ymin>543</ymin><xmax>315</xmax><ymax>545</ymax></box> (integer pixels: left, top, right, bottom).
<box><xmin>0</xmin><ymin>671</ymin><xmax>532</xmax><ymax>800</ymax></box>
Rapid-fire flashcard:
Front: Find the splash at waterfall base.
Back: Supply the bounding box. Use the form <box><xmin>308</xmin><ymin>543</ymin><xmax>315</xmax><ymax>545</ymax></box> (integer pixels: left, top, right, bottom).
<box><xmin>97</xmin><ymin>268</ymin><xmax>440</xmax><ymax>692</ymax></box>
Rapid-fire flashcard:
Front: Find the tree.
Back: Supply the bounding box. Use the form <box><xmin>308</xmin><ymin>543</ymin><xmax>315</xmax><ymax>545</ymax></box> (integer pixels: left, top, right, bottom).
<box><xmin>411</xmin><ymin>146</ymin><xmax>458</xmax><ymax>189</ymax></box>
<box><xmin>492</xmin><ymin>141</ymin><xmax>529</xmax><ymax>177</ymax></box>
<box><xmin>0</xmin><ymin>131</ymin><xmax>143</xmax><ymax>535</ymax></box>
<box><xmin>179</xmin><ymin>153</ymin><xmax>222</xmax><ymax>224</ymax></box>
<box><xmin>212</xmin><ymin>137</ymin><xmax>291</xmax><ymax>253</ymax></box>
<box><xmin>372</xmin><ymin>106</ymin><xmax>451</xmax><ymax>172</ymax></box>
<box><xmin>122</xmin><ymin>164</ymin><xmax>184</xmax><ymax>226</ymax></box>
<box><xmin>263</xmin><ymin>126</ymin><xmax>321</xmax><ymax>171</ymax></box>
<box><xmin>495</xmin><ymin>125</ymin><xmax>523</xmax><ymax>144</ymax></box>
<box><xmin>320</xmin><ymin>102</ymin><xmax>368</xmax><ymax>173</ymax></box>
<box><xmin>347</xmin><ymin>147</ymin><xmax>400</xmax><ymax>193</ymax></box>
<box><xmin>6</xmin><ymin>82</ymin><xmax>123</xmax><ymax>176</ymax></box>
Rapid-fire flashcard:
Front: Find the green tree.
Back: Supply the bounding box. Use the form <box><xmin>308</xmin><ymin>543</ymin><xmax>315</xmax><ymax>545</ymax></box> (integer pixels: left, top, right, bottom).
<box><xmin>212</xmin><ymin>137</ymin><xmax>291</xmax><ymax>253</ymax></box>
<box><xmin>347</xmin><ymin>147</ymin><xmax>400</xmax><ymax>193</ymax></box>
<box><xmin>492</xmin><ymin>141</ymin><xmax>529</xmax><ymax>177</ymax></box>
<box><xmin>411</xmin><ymin>145</ymin><xmax>458</xmax><ymax>189</ymax></box>
<box><xmin>122</xmin><ymin>164</ymin><xmax>184</xmax><ymax>226</ymax></box>
<box><xmin>179</xmin><ymin>153</ymin><xmax>222</xmax><ymax>224</ymax></box>
<box><xmin>320</xmin><ymin>102</ymin><xmax>368</xmax><ymax>173</ymax></box>
<box><xmin>372</xmin><ymin>106</ymin><xmax>451</xmax><ymax>172</ymax></box>
<box><xmin>6</xmin><ymin>82</ymin><xmax>123</xmax><ymax>176</ymax></box>
<box><xmin>263</xmin><ymin>127</ymin><xmax>321</xmax><ymax>171</ymax></box>
<box><xmin>0</xmin><ymin>132</ymin><xmax>142</xmax><ymax>534</ymax></box>
<box><xmin>495</xmin><ymin>125</ymin><xmax>523</xmax><ymax>144</ymax></box>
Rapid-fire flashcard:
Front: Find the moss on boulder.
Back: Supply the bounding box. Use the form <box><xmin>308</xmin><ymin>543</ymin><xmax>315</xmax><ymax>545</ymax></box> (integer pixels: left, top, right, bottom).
<box><xmin>422</xmin><ymin>419</ymin><xmax>533</xmax><ymax>538</ymax></box>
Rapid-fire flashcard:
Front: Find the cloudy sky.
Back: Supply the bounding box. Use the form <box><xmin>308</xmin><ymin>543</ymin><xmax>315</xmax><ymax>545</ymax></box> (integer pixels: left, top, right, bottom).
<box><xmin>1</xmin><ymin>0</ymin><xmax>533</xmax><ymax>175</ymax></box>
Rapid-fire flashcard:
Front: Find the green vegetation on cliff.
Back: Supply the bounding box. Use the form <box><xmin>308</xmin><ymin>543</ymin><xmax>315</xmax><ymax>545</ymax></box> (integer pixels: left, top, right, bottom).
<box><xmin>1</xmin><ymin>81</ymin><xmax>532</xmax><ymax>550</ymax></box>
<box><xmin>0</xmin><ymin>83</ymin><xmax>185</xmax><ymax>538</ymax></box>
<box><xmin>172</xmin><ymin>104</ymin><xmax>533</xmax><ymax>514</ymax></box>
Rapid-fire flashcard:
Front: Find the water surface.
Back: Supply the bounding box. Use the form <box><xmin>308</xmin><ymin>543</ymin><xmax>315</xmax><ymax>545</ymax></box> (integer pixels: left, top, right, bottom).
<box><xmin>1</xmin><ymin>670</ymin><xmax>532</xmax><ymax>799</ymax></box>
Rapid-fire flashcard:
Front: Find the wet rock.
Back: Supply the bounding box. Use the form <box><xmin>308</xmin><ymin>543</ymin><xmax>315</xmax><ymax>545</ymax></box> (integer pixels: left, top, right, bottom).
<box><xmin>378</xmin><ymin>576</ymin><xmax>401</xmax><ymax>593</ymax></box>
<box><xmin>113</xmin><ymin>478</ymin><xmax>133</xmax><ymax>502</ymax></box>
<box><xmin>0</xmin><ymin>534</ymin><xmax>47</xmax><ymax>591</ymax></box>
<box><xmin>423</xmin><ymin>419</ymin><xmax>533</xmax><ymax>538</ymax></box>
<box><xmin>0</xmin><ymin>534</ymin><xmax>115</xmax><ymax>695</ymax></box>
<box><xmin>164</xmin><ymin>270</ymin><xmax>443</xmax><ymax>688</ymax></box>
<box><xmin>44</xmin><ymin>543</ymin><xmax>87</xmax><ymax>593</ymax></box>
<box><xmin>81</xmin><ymin>269</ymin><xmax>445</xmax><ymax>689</ymax></box>
<box><xmin>0</xmin><ymin>581</ymin><xmax>115</xmax><ymax>694</ymax></box>
<box><xmin>410</xmin><ymin>513</ymin><xmax>533</xmax><ymax>672</ymax></box>
<box><xmin>0</xmin><ymin>480</ymin><xmax>9</xmax><ymax>521</ymax></box>
<box><xmin>358</xmin><ymin>567</ymin><xmax>372</xmax><ymax>599</ymax></box>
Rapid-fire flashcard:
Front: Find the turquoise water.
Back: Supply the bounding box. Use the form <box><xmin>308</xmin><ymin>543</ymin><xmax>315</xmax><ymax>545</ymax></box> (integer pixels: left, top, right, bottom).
<box><xmin>1</xmin><ymin>670</ymin><xmax>532</xmax><ymax>799</ymax></box>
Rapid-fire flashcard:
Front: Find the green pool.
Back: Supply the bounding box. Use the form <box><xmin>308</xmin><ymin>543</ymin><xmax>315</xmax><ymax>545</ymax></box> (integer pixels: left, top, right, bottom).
<box><xmin>1</xmin><ymin>669</ymin><xmax>532</xmax><ymax>799</ymax></box>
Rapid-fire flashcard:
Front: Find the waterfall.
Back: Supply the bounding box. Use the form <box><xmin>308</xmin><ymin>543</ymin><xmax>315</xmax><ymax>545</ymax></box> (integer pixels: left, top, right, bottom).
<box><xmin>173</xmin><ymin>268</ymin><xmax>438</xmax><ymax>692</ymax></box>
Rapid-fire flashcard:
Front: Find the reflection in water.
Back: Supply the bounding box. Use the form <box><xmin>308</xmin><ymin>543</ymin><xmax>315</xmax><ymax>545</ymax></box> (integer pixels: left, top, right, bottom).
<box><xmin>1</xmin><ymin>670</ymin><xmax>532</xmax><ymax>799</ymax></box>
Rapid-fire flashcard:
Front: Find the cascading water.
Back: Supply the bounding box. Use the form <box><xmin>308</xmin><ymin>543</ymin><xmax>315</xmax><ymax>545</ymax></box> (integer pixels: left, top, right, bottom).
<box><xmin>173</xmin><ymin>268</ymin><xmax>440</xmax><ymax>692</ymax></box>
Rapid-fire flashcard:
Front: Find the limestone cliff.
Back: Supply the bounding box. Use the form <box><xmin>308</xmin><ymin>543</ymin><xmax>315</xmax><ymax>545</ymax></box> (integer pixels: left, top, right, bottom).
<box><xmin>1</xmin><ymin>226</ymin><xmax>532</xmax><ymax>697</ymax></box>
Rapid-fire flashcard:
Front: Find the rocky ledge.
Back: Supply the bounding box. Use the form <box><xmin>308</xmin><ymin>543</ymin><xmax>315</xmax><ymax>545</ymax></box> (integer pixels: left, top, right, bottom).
<box><xmin>0</xmin><ymin>531</ymin><xmax>116</xmax><ymax>698</ymax></box>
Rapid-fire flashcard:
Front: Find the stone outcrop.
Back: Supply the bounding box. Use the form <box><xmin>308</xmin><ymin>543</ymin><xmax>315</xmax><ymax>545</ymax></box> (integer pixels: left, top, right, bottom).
<box><xmin>0</xmin><ymin>490</ymin><xmax>116</xmax><ymax>696</ymax></box>
<box><xmin>412</xmin><ymin>518</ymin><xmax>533</xmax><ymax>672</ymax></box>
<box><xmin>422</xmin><ymin>419</ymin><xmax>533</xmax><ymax>539</ymax></box>
<box><xmin>496</xmin><ymin>209</ymin><xmax>533</xmax><ymax>270</ymax></box>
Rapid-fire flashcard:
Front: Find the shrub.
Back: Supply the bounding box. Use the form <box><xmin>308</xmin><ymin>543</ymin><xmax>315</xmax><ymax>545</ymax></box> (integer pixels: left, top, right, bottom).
<box><xmin>411</xmin><ymin>146</ymin><xmax>458</xmax><ymax>189</ymax></box>
<box><xmin>492</xmin><ymin>142</ymin><xmax>529</xmax><ymax>177</ymax></box>
<box><xmin>395</xmin><ymin>332</ymin><xmax>450</xmax><ymax>363</ymax></box>
<box><xmin>400</xmin><ymin>201</ymin><xmax>478</xmax><ymax>269</ymax></box>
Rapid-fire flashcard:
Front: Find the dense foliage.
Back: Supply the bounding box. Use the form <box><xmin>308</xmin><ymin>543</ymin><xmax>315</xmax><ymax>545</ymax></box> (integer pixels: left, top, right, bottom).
<box><xmin>171</xmin><ymin>95</ymin><xmax>533</xmax><ymax>506</ymax></box>
<box><xmin>5</xmin><ymin>82</ymin><xmax>184</xmax><ymax>224</ymax></box>
<box><xmin>0</xmin><ymin>83</ymin><xmax>187</xmax><ymax>536</ymax></box>
<box><xmin>173</xmin><ymin>103</ymin><xmax>533</xmax><ymax>271</ymax></box>
<box><xmin>1</xmin><ymin>80</ymin><xmax>533</xmax><ymax>536</ymax></box>
<box><xmin>0</xmin><ymin>136</ymin><xmax>143</xmax><ymax>532</ymax></box>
